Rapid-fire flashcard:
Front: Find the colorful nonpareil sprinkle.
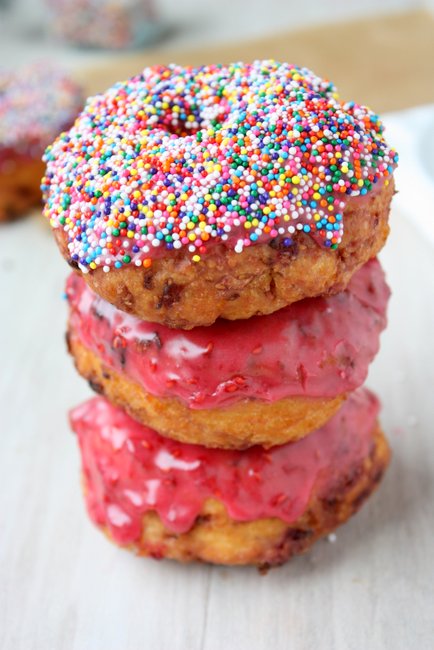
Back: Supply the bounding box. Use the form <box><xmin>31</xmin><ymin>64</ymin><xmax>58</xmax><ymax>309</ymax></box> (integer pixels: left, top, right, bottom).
<box><xmin>42</xmin><ymin>60</ymin><xmax>398</xmax><ymax>271</ymax></box>
<box><xmin>0</xmin><ymin>63</ymin><xmax>83</xmax><ymax>156</ymax></box>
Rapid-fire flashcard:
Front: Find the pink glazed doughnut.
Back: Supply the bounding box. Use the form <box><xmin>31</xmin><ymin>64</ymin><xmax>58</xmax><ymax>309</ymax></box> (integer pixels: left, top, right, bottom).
<box><xmin>70</xmin><ymin>389</ymin><xmax>390</xmax><ymax>566</ymax></box>
<box><xmin>67</xmin><ymin>257</ymin><xmax>389</xmax><ymax>448</ymax></box>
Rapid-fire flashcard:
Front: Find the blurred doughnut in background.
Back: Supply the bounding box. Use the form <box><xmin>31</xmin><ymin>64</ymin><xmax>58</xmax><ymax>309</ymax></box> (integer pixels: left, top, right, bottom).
<box><xmin>45</xmin><ymin>0</ymin><xmax>163</xmax><ymax>50</ymax></box>
<box><xmin>0</xmin><ymin>62</ymin><xmax>83</xmax><ymax>222</ymax></box>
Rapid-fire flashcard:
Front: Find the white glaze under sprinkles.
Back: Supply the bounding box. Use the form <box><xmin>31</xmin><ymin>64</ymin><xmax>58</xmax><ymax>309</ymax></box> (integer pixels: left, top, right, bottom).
<box><xmin>42</xmin><ymin>60</ymin><xmax>398</xmax><ymax>271</ymax></box>
<box><xmin>0</xmin><ymin>63</ymin><xmax>83</xmax><ymax>156</ymax></box>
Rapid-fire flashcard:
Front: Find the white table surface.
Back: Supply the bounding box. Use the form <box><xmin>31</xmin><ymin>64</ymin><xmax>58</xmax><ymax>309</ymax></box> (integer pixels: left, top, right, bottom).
<box><xmin>1</xmin><ymin>119</ymin><xmax>434</xmax><ymax>648</ymax></box>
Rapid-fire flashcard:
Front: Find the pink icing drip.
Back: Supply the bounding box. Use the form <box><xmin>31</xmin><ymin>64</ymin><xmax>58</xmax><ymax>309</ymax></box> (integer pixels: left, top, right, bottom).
<box><xmin>66</xmin><ymin>258</ymin><xmax>389</xmax><ymax>408</ymax></box>
<box><xmin>71</xmin><ymin>389</ymin><xmax>380</xmax><ymax>540</ymax></box>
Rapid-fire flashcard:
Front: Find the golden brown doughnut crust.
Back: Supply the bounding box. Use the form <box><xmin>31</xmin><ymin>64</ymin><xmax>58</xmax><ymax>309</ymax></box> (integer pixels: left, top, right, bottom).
<box><xmin>0</xmin><ymin>159</ymin><xmax>45</xmax><ymax>222</ymax></box>
<box><xmin>68</xmin><ymin>333</ymin><xmax>345</xmax><ymax>449</ymax></box>
<box><xmin>57</xmin><ymin>179</ymin><xmax>394</xmax><ymax>327</ymax></box>
<box><xmin>92</xmin><ymin>425</ymin><xmax>390</xmax><ymax>567</ymax></box>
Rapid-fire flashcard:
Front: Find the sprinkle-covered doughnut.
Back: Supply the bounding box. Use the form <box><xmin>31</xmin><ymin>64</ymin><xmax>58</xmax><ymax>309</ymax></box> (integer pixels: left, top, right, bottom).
<box><xmin>43</xmin><ymin>60</ymin><xmax>397</xmax><ymax>326</ymax></box>
<box><xmin>47</xmin><ymin>0</ymin><xmax>158</xmax><ymax>50</ymax></box>
<box><xmin>43</xmin><ymin>60</ymin><xmax>397</xmax><ymax>270</ymax></box>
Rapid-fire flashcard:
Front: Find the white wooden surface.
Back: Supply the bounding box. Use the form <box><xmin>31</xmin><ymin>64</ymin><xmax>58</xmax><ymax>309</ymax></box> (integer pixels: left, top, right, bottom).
<box><xmin>1</xmin><ymin>138</ymin><xmax>434</xmax><ymax>649</ymax></box>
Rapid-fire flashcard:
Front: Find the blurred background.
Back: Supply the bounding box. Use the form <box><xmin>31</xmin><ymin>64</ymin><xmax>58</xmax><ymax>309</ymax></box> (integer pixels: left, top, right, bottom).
<box><xmin>1</xmin><ymin>0</ymin><xmax>429</xmax><ymax>59</ymax></box>
<box><xmin>1</xmin><ymin>0</ymin><xmax>434</xmax><ymax>112</ymax></box>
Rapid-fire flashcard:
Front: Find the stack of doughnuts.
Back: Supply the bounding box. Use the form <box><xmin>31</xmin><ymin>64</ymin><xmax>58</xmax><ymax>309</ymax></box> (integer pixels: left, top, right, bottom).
<box><xmin>0</xmin><ymin>63</ymin><xmax>82</xmax><ymax>222</ymax></box>
<box><xmin>42</xmin><ymin>61</ymin><xmax>398</xmax><ymax>568</ymax></box>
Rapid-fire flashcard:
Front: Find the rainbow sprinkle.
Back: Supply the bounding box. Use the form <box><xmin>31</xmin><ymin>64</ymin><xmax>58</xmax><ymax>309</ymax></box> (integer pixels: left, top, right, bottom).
<box><xmin>42</xmin><ymin>60</ymin><xmax>398</xmax><ymax>271</ymax></box>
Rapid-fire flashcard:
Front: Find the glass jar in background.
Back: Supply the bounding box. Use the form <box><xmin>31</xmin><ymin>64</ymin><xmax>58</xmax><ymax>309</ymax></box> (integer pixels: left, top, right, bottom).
<box><xmin>46</xmin><ymin>0</ymin><xmax>163</xmax><ymax>50</ymax></box>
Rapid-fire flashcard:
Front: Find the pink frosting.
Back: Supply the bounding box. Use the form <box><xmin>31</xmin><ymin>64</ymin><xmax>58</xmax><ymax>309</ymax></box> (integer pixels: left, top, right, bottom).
<box><xmin>66</xmin><ymin>258</ymin><xmax>389</xmax><ymax>408</ymax></box>
<box><xmin>71</xmin><ymin>389</ymin><xmax>380</xmax><ymax>540</ymax></box>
